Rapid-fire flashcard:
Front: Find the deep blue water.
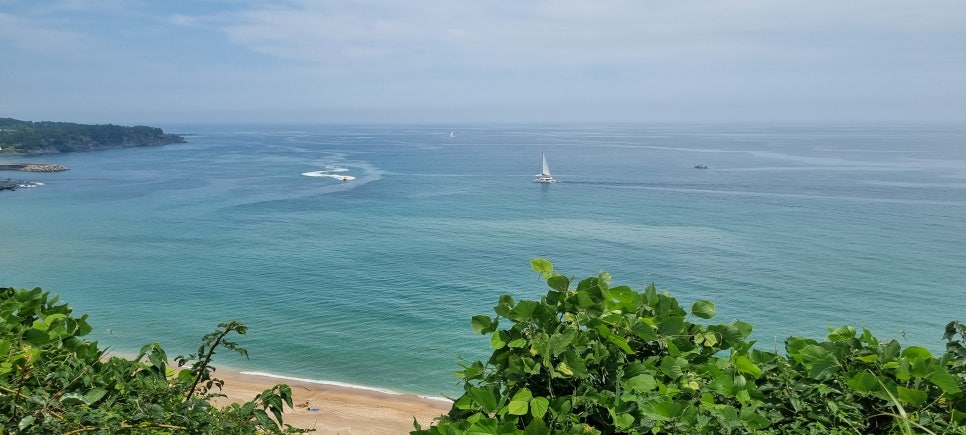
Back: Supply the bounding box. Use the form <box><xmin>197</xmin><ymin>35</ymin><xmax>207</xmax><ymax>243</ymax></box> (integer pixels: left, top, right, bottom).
<box><xmin>2</xmin><ymin>123</ymin><xmax>965</xmax><ymax>397</ymax></box>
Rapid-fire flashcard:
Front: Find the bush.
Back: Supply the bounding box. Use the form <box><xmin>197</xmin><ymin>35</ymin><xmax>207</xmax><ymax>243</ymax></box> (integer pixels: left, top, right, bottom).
<box><xmin>0</xmin><ymin>287</ymin><xmax>306</xmax><ymax>434</ymax></box>
<box><xmin>414</xmin><ymin>259</ymin><xmax>966</xmax><ymax>434</ymax></box>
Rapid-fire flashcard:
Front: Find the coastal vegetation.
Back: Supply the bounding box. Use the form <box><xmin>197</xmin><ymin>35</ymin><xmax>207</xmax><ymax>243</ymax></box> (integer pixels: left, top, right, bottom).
<box><xmin>414</xmin><ymin>259</ymin><xmax>966</xmax><ymax>434</ymax></box>
<box><xmin>0</xmin><ymin>118</ymin><xmax>184</xmax><ymax>155</ymax></box>
<box><xmin>0</xmin><ymin>287</ymin><xmax>306</xmax><ymax>433</ymax></box>
<box><xmin>4</xmin><ymin>260</ymin><xmax>964</xmax><ymax>433</ymax></box>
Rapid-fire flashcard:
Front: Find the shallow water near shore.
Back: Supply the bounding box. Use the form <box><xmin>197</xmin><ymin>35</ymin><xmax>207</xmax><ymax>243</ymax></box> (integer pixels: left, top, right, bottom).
<box><xmin>2</xmin><ymin>123</ymin><xmax>965</xmax><ymax>397</ymax></box>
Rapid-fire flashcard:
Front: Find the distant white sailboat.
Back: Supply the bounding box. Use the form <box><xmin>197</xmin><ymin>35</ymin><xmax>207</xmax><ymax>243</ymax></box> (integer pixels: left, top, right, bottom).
<box><xmin>449</xmin><ymin>130</ymin><xmax>456</xmax><ymax>138</ymax></box>
<box><xmin>534</xmin><ymin>152</ymin><xmax>557</xmax><ymax>183</ymax></box>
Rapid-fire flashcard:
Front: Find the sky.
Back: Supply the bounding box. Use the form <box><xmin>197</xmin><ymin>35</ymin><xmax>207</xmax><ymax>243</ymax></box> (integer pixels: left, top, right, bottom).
<box><xmin>1</xmin><ymin>0</ymin><xmax>965</xmax><ymax>124</ymax></box>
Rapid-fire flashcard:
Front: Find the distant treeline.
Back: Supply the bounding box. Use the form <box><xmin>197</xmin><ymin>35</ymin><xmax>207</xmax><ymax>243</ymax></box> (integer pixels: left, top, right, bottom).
<box><xmin>0</xmin><ymin>117</ymin><xmax>185</xmax><ymax>154</ymax></box>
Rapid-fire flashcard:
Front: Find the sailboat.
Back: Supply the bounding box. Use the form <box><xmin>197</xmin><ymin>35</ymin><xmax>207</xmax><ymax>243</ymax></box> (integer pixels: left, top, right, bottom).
<box><xmin>534</xmin><ymin>152</ymin><xmax>557</xmax><ymax>183</ymax></box>
<box><xmin>449</xmin><ymin>130</ymin><xmax>456</xmax><ymax>138</ymax></box>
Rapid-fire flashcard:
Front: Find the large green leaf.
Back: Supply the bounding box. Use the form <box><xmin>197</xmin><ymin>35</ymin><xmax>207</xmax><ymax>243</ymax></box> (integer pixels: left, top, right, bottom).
<box><xmin>491</xmin><ymin>331</ymin><xmax>509</xmax><ymax>349</ymax></box>
<box><xmin>847</xmin><ymin>371</ymin><xmax>880</xmax><ymax>394</ymax></box>
<box><xmin>523</xmin><ymin>417</ymin><xmax>550</xmax><ymax>435</ymax></box>
<box><xmin>896</xmin><ymin>385</ymin><xmax>927</xmax><ymax>407</ymax></box>
<box><xmin>469</xmin><ymin>387</ymin><xmax>499</xmax><ymax>413</ymax></box>
<box><xmin>632</xmin><ymin>321</ymin><xmax>658</xmax><ymax>341</ymax></box>
<box><xmin>827</xmin><ymin>325</ymin><xmax>856</xmax><ymax>342</ymax></box>
<box><xmin>547</xmin><ymin>275</ymin><xmax>570</xmax><ymax>292</ymax></box>
<box><xmin>928</xmin><ymin>367</ymin><xmax>963</xmax><ymax>394</ymax></box>
<box><xmin>901</xmin><ymin>346</ymin><xmax>933</xmax><ymax>361</ymax></box>
<box><xmin>604</xmin><ymin>285</ymin><xmax>641</xmax><ymax>311</ymax></box>
<box><xmin>733</xmin><ymin>355</ymin><xmax>762</xmax><ymax>378</ymax></box>
<box><xmin>660</xmin><ymin>356</ymin><xmax>685</xmax><ymax>380</ymax></box>
<box><xmin>472</xmin><ymin>315</ymin><xmax>494</xmax><ymax>334</ymax></box>
<box><xmin>467</xmin><ymin>417</ymin><xmax>501</xmax><ymax>434</ymax></box>
<box><xmin>625</xmin><ymin>374</ymin><xmax>657</xmax><ymax>392</ymax></box>
<box><xmin>562</xmin><ymin>350</ymin><xmax>589</xmax><ymax>378</ymax></box>
<box><xmin>530</xmin><ymin>396</ymin><xmax>550</xmax><ymax>419</ymax></box>
<box><xmin>642</xmin><ymin>397</ymin><xmax>686</xmax><ymax>421</ymax></box>
<box><xmin>691</xmin><ymin>300</ymin><xmax>716</xmax><ymax>319</ymax></box>
<box><xmin>549</xmin><ymin>329</ymin><xmax>576</xmax><ymax>356</ymax></box>
<box><xmin>508</xmin><ymin>388</ymin><xmax>533</xmax><ymax>415</ymax></box>
<box><xmin>530</xmin><ymin>258</ymin><xmax>553</xmax><ymax>276</ymax></box>
<box><xmin>739</xmin><ymin>407</ymin><xmax>772</xmax><ymax>429</ymax></box>
<box><xmin>510</xmin><ymin>301</ymin><xmax>539</xmax><ymax>321</ymax></box>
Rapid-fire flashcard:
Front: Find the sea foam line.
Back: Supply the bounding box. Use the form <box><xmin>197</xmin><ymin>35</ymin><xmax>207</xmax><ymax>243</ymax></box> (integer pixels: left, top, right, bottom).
<box><xmin>238</xmin><ymin>371</ymin><xmax>452</xmax><ymax>402</ymax></box>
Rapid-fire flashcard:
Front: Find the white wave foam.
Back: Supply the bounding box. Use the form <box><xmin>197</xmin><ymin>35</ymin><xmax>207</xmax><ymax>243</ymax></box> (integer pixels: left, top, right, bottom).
<box><xmin>237</xmin><ymin>371</ymin><xmax>451</xmax><ymax>402</ymax></box>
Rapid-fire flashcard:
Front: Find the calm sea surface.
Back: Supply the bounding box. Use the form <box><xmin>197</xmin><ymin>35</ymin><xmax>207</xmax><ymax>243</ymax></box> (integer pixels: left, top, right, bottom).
<box><xmin>2</xmin><ymin>124</ymin><xmax>964</xmax><ymax>397</ymax></box>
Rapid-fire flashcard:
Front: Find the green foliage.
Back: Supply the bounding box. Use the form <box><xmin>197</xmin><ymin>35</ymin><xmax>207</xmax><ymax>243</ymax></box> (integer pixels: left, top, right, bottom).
<box><xmin>0</xmin><ymin>117</ymin><xmax>184</xmax><ymax>154</ymax></box>
<box><xmin>414</xmin><ymin>259</ymin><xmax>966</xmax><ymax>434</ymax></box>
<box><xmin>0</xmin><ymin>287</ymin><xmax>306</xmax><ymax>434</ymax></box>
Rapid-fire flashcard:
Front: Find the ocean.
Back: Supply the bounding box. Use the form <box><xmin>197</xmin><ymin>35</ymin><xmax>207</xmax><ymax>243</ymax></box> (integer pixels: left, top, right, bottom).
<box><xmin>1</xmin><ymin>123</ymin><xmax>964</xmax><ymax>397</ymax></box>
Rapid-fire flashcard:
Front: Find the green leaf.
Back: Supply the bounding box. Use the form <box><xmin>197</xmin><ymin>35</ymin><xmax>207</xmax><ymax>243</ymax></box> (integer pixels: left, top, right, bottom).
<box><xmin>847</xmin><ymin>371</ymin><xmax>880</xmax><ymax>394</ymax></box>
<box><xmin>691</xmin><ymin>300</ymin><xmax>716</xmax><ymax>319</ymax></box>
<box><xmin>611</xmin><ymin>410</ymin><xmax>635</xmax><ymax>429</ymax></box>
<box><xmin>739</xmin><ymin>407</ymin><xmax>771</xmax><ymax>429</ymax></box>
<box><xmin>625</xmin><ymin>374</ymin><xmax>657</xmax><ymax>392</ymax></box>
<box><xmin>60</xmin><ymin>392</ymin><xmax>89</xmax><ymax>406</ymax></box>
<box><xmin>797</xmin><ymin>345</ymin><xmax>839</xmax><ymax>380</ymax></box>
<box><xmin>733</xmin><ymin>355</ymin><xmax>762</xmax><ymax>378</ymax></box>
<box><xmin>827</xmin><ymin>325</ymin><xmax>856</xmax><ymax>342</ymax></box>
<box><xmin>18</xmin><ymin>415</ymin><xmax>35</xmax><ymax>430</ymax></box>
<box><xmin>901</xmin><ymin>346</ymin><xmax>933</xmax><ymax>360</ymax></box>
<box><xmin>642</xmin><ymin>397</ymin><xmax>686</xmax><ymax>420</ymax></box>
<box><xmin>472</xmin><ymin>315</ymin><xmax>495</xmax><ymax>334</ymax></box>
<box><xmin>562</xmin><ymin>350</ymin><xmax>589</xmax><ymax>378</ymax></box>
<box><xmin>530</xmin><ymin>396</ymin><xmax>550</xmax><ymax>419</ymax></box>
<box><xmin>523</xmin><ymin>417</ymin><xmax>550</xmax><ymax>435</ymax></box>
<box><xmin>469</xmin><ymin>387</ymin><xmax>499</xmax><ymax>413</ymax></box>
<box><xmin>632</xmin><ymin>321</ymin><xmax>658</xmax><ymax>341</ymax></box>
<box><xmin>896</xmin><ymin>385</ymin><xmax>927</xmax><ymax>407</ymax></box>
<box><xmin>468</xmin><ymin>417</ymin><xmax>500</xmax><ymax>434</ymax></box>
<box><xmin>732</xmin><ymin>320</ymin><xmax>753</xmax><ymax>339</ymax></box>
<box><xmin>549</xmin><ymin>329</ymin><xmax>576</xmax><ymax>356</ymax></box>
<box><xmin>510</xmin><ymin>301</ymin><xmax>539</xmax><ymax>321</ymax></box>
<box><xmin>508</xmin><ymin>388</ymin><xmax>532</xmax><ymax>415</ymax></box>
<box><xmin>547</xmin><ymin>275</ymin><xmax>570</xmax><ymax>292</ymax></box>
<box><xmin>84</xmin><ymin>387</ymin><xmax>108</xmax><ymax>405</ymax></box>
<box><xmin>928</xmin><ymin>367</ymin><xmax>962</xmax><ymax>394</ymax></box>
<box><xmin>660</xmin><ymin>356</ymin><xmax>684</xmax><ymax>380</ymax></box>
<box><xmin>508</xmin><ymin>399</ymin><xmax>529</xmax><ymax>416</ymax></box>
<box><xmin>604</xmin><ymin>285</ymin><xmax>641</xmax><ymax>310</ymax></box>
<box><xmin>530</xmin><ymin>258</ymin><xmax>553</xmax><ymax>276</ymax></box>
<box><xmin>490</xmin><ymin>331</ymin><xmax>508</xmax><ymax>349</ymax></box>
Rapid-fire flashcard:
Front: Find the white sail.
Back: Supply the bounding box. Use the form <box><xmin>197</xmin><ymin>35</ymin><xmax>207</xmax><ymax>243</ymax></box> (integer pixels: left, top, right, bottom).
<box><xmin>534</xmin><ymin>152</ymin><xmax>557</xmax><ymax>183</ymax></box>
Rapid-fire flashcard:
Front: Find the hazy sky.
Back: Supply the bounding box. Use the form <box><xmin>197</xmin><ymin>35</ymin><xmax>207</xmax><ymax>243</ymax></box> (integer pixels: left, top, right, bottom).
<box><xmin>2</xmin><ymin>1</ymin><xmax>965</xmax><ymax>124</ymax></box>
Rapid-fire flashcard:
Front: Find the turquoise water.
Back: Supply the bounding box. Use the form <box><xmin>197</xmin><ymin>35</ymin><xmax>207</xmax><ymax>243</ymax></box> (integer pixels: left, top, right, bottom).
<box><xmin>2</xmin><ymin>123</ymin><xmax>964</xmax><ymax>397</ymax></box>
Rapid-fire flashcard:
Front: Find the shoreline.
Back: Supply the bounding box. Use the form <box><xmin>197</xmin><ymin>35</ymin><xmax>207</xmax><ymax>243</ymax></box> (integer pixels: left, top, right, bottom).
<box><xmin>213</xmin><ymin>369</ymin><xmax>451</xmax><ymax>434</ymax></box>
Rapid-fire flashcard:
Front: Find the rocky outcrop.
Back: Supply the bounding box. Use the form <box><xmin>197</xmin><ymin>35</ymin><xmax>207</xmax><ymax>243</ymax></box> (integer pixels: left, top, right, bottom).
<box><xmin>21</xmin><ymin>164</ymin><xmax>69</xmax><ymax>172</ymax></box>
<box><xmin>0</xmin><ymin>163</ymin><xmax>70</xmax><ymax>172</ymax></box>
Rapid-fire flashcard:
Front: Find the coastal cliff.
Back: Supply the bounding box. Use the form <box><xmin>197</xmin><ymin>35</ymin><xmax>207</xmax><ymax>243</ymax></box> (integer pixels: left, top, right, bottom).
<box><xmin>0</xmin><ymin>117</ymin><xmax>184</xmax><ymax>155</ymax></box>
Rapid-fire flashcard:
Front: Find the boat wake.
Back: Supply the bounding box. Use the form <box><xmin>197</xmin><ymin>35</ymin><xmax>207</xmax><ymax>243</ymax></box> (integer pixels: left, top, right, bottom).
<box><xmin>302</xmin><ymin>166</ymin><xmax>356</xmax><ymax>181</ymax></box>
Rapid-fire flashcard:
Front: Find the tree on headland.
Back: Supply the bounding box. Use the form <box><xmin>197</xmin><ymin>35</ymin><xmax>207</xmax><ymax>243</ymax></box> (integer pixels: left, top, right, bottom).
<box><xmin>0</xmin><ymin>118</ymin><xmax>184</xmax><ymax>154</ymax></box>
<box><xmin>0</xmin><ymin>287</ymin><xmax>307</xmax><ymax>433</ymax></box>
<box><xmin>414</xmin><ymin>259</ymin><xmax>966</xmax><ymax>434</ymax></box>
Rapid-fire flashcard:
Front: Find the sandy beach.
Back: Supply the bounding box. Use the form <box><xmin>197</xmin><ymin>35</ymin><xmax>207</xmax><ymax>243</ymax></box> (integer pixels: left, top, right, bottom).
<box><xmin>212</xmin><ymin>370</ymin><xmax>451</xmax><ymax>434</ymax></box>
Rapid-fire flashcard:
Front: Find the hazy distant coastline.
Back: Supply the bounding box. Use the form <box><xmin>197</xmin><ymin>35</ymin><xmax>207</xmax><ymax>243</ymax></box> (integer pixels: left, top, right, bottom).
<box><xmin>0</xmin><ymin>117</ymin><xmax>185</xmax><ymax>155</ymax></box>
